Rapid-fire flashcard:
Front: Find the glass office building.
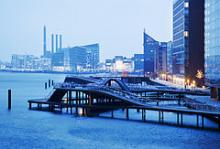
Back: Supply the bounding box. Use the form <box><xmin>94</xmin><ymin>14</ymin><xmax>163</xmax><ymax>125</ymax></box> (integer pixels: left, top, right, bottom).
<box><xmin>173</xmin><ymin>0</ymin><xmax>187</xmax><ymax>75</ymax></box>
<box><xmin>205</xmin><ymin>0</ymin><xmax>220</xmax><ymax>99</ymax></box>
<box><xmin>143</xmin><ymin>31</ymin><xmax>159</xmax><ymax>75</ymax></box>
<box><xmin>155</xmin><ymin>42</ymin><xmax>167</xmax><ymax>76</ymax></box>
<box><xmin>133</xmin><ymin>54</ymin><xmax>144</xmax><ymax>73</ymax></box>
<box><xmin>167</xmin><ymin>41</ymin><xmax>173</xmax><ymax>74</ymax></box>
<box><xmin>81</xmin><ymin>44</ymin><xmax>100</xmax><ymax>70</ymax></box>
<box><xmin>205</xmin><ymin>0</ymin><xmax>220</xmax><ymax>85</ymax></box>
<box><xmin>64</xmin><ymin>44</ymin><xmax>100</xmax><ymax>72</ymax></box>
<box><xmin>173</xmin><ymin>0</ymin><xmax>204</xmax><ymax>86</ymax></box>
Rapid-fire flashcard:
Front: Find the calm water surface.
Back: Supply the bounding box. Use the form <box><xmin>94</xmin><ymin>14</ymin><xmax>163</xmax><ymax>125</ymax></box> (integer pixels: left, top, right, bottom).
<box><xmin>0</xmin><ymin>72</ymin><xmax>220</xmax><ymax>149</ymax></box>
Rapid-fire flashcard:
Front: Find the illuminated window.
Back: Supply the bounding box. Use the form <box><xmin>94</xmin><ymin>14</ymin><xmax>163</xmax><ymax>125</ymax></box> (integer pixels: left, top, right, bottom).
<box><xmin>184</xmin><ymin>31</ymin><xmax>189</xmax><ymax>37</ymax></box>
<box><xmin>184</xmin><ymin>2</ymin><xmax>189</xmax><ymax>8</ymax></box>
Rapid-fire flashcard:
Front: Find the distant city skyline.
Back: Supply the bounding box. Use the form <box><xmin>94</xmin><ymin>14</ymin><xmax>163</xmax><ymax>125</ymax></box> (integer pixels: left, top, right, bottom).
<box><xmin>0</xmin><ymin>0</ymin><xmax>172</xmax><ymax>62</ymax></box>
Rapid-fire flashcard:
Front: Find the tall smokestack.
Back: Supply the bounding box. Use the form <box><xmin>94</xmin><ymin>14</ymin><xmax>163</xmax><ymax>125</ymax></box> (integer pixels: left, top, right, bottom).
<box><xmin>59</xmin><ymin>34</ymin><xmax>62</xmax><ymax>50</ymax></box>
<box><xmin>55</xmin><ymin>34</ymin><xmax>58</xmax><ymax>52</ymax></box>
<box><xmin>51</xmin><ymin>34</ymin><xmax>54</xmax><ymax>54</ymax></box>
<box><xmin>43</xmin><ymin>25</ymin><xmax>47</xmax><ymax>56</ymax></box>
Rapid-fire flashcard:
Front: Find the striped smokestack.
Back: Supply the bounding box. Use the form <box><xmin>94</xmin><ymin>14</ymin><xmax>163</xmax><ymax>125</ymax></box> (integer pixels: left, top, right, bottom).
<box><xmin>59</xmin><ymin>34</ymin><xmax>62</xmax><ymax>50</ymax></box>
<box><xmin>51</xmin><ymin>34</ymin><xmax>54</xmax><ymax>54</ymax></box>
<box><xmin>55</xmin><ymin>34</ymin><xmax>58</xmax><ymax>52</ymax></box>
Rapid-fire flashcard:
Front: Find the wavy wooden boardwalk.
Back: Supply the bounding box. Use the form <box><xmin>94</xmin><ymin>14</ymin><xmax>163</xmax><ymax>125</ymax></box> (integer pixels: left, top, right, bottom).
<box><xmin>28</xmin><ymin>76</ymin><xmax>220</xmax><ymax>130</ymax></box>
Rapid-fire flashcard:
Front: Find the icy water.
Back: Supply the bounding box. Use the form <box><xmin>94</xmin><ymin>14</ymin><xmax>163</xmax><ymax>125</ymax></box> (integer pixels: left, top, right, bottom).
<box><xmin>0</xmin><ymin>72</ymin><xmax>220</xmax><ymax>149</ymax></box>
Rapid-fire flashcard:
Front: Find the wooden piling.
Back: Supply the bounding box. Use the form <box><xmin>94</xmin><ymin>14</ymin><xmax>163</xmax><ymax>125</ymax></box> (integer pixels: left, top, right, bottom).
<box><xmin>8</xmin><ymin>89</ymin><xmax>11</xmax><ymax>110</ymax></box>
<box><xmin>45</xmin><ymin>82</ymin><xmax>47</xmax><ymax>89</ymax></box>
<box><xmin>48</xmin><ymin>79</ymin><xmax>51</xmax><ymax>87</ymax></box>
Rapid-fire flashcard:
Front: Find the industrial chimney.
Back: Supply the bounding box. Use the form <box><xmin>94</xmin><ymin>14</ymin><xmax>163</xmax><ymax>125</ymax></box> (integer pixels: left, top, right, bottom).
<box><xmin>55</xmin><ymin>34</ymin><xmax>58</xmax><ymax>52</ymax></box>
<box><xmin>59</xmin><ymin>34</ymin><xmax>62</xmax><ymax>50</ymax></box>
<box><xmin>43</xmin><ymin>25</ymin><xmax>47</xmax><ymax>56</ymax></box>
<box><xmin>51</xmin><ymin>34</ymin><xmax>54</xmax><ymax>54</ymax></box>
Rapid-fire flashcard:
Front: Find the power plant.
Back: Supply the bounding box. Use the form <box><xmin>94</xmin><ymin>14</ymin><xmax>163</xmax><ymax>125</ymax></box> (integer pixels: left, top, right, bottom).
<box><xmin>43</xmin><ymin>26</ymin><xmax>62</xmax><ymax>57</ymax></box>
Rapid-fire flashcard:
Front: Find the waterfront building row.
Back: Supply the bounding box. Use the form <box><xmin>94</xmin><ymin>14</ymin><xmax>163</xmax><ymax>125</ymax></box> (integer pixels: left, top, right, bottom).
<box><xmin>143</xmin><ymin>0</ymin><xmax>220</xmax><ymax>100</ymax></box>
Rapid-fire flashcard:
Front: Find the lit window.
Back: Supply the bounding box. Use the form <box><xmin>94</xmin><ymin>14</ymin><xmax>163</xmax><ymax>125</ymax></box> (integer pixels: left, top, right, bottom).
<box><xmin>184</xmin><ymin>31</ymin><xmax>189</xmax><ymax>37</ymax></box>
<box><xmin>184</xmin><ymin>2</ymin><xmax>189</xmax><ymax>8</ymax></box>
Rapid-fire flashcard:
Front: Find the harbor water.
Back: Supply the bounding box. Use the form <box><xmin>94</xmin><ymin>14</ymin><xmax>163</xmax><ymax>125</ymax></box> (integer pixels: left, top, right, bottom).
<box><xmin>0</xmin><ymin>72</ymin><xmax>220</xmax><ymax>149</ymax></box>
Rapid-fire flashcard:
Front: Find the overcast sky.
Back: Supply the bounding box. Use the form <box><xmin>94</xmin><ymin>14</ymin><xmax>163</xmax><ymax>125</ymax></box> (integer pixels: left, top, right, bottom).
<box><xmin>0</xmin><ymin>0</ymin><xmax>172</xmax><ymax>62</ymax></box>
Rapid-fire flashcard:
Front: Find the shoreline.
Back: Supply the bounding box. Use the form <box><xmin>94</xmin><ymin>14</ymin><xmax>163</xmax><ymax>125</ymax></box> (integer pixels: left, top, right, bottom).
<box><xmin>0</xmin><ymin>69</ymin><xmax>105</xmax><ymax>75</ymax></box>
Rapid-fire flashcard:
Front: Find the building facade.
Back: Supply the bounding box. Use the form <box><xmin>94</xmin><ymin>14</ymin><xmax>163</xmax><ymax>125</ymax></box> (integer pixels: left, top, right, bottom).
<box><xmin>59</xmin><ymin>43</ymin><xmax>100</xmax><ymax>72</ymax></box>
<box><xmin>104</xmin><ymin>56</ymin><xmax>134</xmax><ymax>73</ymax></box>
<box><xmin>173</xmin><ymin>0</ymin><xmax>205</xmax><ymax>86</ymax></box>
<box><xmin>82</xmin><ymin>44</ymin><xmax>100</xmax><ymax>70</ymax></box>
<box><xmin>143</xmin><ymin>31</ymin><xmax>159</xmax><ymax>75</ymax></box>
<box><xmin>64</xmin><ymin>47</ymin><xmax>87</xmax><ymax>72</ymax></box>
<box><xmin>133</xmin><ymin>54</ymin><xmax>144</xmax><ymax>73</ymax></box>
<box><xmin>155</xmin><ymin>42</ymin><xmax>167</xmax><ymax>76</ymax></box>
<box><xmin>51</xmin><ymin>50</ymin><xmax>64</xmax><ymax>72</ymax></box>
<box><xmin>11</xmin><ymin>54</ymin><xmax>51</xmax><ymax>71</ymax></box>
<box><xmin>205</xmin><ymin>0</ymin><xmax>220</xmax><ymax>99</ymax></box>
<box><xmin>167</xmin><ymin>41</ymin><xmax>173</xmax><ymax>75</ymax></box>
